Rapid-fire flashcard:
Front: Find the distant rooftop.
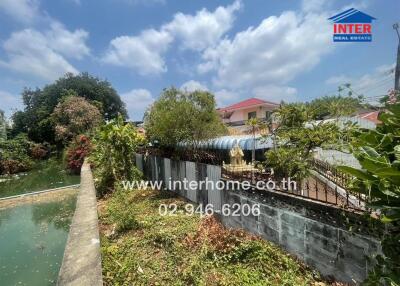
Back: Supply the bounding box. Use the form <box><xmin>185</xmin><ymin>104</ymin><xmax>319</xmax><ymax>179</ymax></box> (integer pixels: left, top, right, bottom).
<box><xmin>218</xmin><ymin>97</ymin><xmax>279</xmax><ymax>112</ymax></box>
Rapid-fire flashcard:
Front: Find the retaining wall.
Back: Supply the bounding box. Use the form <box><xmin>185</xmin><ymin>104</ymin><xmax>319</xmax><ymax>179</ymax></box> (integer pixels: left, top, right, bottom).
<box><xmin>57</xmin><ymin>162</ymin><xmax>103</xmax><ymax>286</ymax></box>
<box><xmin>136</xmin><ymin>154</ymin><xmax>382</xmax><ymax>284</ymax></box>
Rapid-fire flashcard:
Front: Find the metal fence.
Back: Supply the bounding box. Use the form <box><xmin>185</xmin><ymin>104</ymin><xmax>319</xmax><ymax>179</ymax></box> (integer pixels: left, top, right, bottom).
<box><xmin>221</xmin><ymin>166</ymin><xmax>363</xmax><ymax>210</ymax></box>
<box><xmin>136</xmin><ymin>154</ymin><xmax>365</xmax><ymax>210</ymax></box>
<box><xmin>310</xmin><ymin>158</ymin><xmax>353</xmax><ymax>189</ymax></box>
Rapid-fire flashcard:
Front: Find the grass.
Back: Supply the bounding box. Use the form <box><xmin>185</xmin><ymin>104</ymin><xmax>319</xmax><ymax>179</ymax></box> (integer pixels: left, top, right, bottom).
<box><xmin>98</xmin><ymin>188</ymin><xmax>329</xmax><ymax>286</ymax></box>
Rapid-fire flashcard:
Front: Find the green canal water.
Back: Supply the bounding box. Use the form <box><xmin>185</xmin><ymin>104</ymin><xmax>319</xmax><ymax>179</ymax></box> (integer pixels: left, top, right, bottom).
<box><xmin>0</xmin><ymin>193</ymin><xmax>77</xmax><ymax>286</ymax></box>
<box><xmin>0</xmin><ymin>158</ymin><xmax>80</xmax><ymax>198</ymax></box>
<box><xmin>0</xmin><ymin>158</ymin><xmax>80</xmax><ymax>285</ymax></box>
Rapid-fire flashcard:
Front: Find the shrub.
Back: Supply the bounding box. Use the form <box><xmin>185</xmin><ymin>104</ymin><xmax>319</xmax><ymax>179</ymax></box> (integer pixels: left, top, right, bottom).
<box><xmin>105</xmin><ymin>189</ymin><xmax>140</xmax><ymax>234</ymax></box>
<box><xmin>90</xmin><ymin>115</ymin><xmax>144</xmax><ymax>196</ymax></box>
<box><xmin>0</xmin><ymin>134</ymin><xmax>34</xmax><ymax>175</ymax></box>
<box><xmin>65</xmin><ymin>135</ymin><xmax>92</xmax><ymax>174</ymax></box>
<box><xmin>338</xmin><ymin>101</ymin><xmax>400</xmax><ymax>285</ymax></box>
<box><xmin>30</xmin><ymin>143</ymin><xmax>50</xmax><ymax>159</ymax></box>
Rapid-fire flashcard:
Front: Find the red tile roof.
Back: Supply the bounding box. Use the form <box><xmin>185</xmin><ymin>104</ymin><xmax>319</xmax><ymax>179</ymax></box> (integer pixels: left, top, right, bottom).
<box><xmin>218</xmin><ymin>97</ymin><xmax>279</xmax><ymax>112</ymax></box>
<box><xmin>356</xmin><ymin>111</ymin><xmax>381</xmax><ymax>124</ymax></box>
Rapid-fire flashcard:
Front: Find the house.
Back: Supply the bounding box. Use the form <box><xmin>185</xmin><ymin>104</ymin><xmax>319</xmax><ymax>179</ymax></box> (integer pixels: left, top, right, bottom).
<box><xmin>217</xmin><ymin>98</ymin><xmax>279</xmax><ymax>129</ymax></box>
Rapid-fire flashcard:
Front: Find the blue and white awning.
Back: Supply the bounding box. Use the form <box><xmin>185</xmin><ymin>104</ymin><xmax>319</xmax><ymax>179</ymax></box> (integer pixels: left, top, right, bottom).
<box><xmin>178</xmin><ymin>135</ymin><xmax>274</xmax><ymax>151</ymax></box>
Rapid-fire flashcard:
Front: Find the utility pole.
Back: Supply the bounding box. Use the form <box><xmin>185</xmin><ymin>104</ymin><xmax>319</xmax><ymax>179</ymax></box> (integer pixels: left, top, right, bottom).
<box><xmin>394</xmin><ymin>23</ymin><xmax>400</xmax><ymax>91</ymax></box>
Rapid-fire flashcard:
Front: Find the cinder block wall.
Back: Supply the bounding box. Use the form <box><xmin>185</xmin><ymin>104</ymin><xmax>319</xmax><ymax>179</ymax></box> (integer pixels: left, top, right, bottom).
<box><xmin>135</xmin><ymin>154</ymin><xmax>382</xmax><ymax>284</ymax></box>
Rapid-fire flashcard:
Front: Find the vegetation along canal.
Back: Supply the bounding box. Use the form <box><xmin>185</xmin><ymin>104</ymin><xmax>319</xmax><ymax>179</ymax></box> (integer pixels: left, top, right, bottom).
<box><xmin>0</xmin><ymin>158</ymin><xmax>80</xmax><ymax>199</ymax></box>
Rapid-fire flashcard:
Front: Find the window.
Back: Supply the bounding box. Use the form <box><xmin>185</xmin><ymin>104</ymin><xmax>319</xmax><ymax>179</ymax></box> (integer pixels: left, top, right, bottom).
<box><xmin>265</xmin><ymin>111</ymin><xmax>272</xmax><ymax>120</ymax></box>
<box><xmin>248</xmin><ymin>111</ymin><xmax>256</xmax><ymax>119</ymax></box>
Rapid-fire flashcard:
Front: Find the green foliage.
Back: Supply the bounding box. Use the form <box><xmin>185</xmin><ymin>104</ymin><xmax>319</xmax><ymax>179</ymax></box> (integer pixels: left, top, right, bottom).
<box><xmin>51</xmin><ymin>92</ymin><xmax>102</xmax><ymax>143</ymax></box>
<box><xmin>266</xmin><ymin>101</ymin><xmax>342</xmax><ymax>180</ymax></box>
<box><xmin>100</xmin><ymin>188</ymin><xmax>321</xmax><ymax>285</ymax></box>
<box><xmin>338</xmin><ymin>102</ymin><xmax>400</xmax><ymax>285</ymax></box>
<box><xmin>104</xmin><ymin>189</ymin><xmax>140</xmax><ymax>234</ymax></box>
<box><xmin>274</xmin><ymin>103</ymin><xmax>311</xmax><ymax>128</ymax></box>
<box><xmin>11</xmin><ymin>73</ymin><xmax>127</xmax><ymax>143</ymax></box>
<box><xmin>308</xmin><ymin>94</ymin><xmax>365</xmax><ymax>120</ymax></box>
<box><xmin>275</xmin><ymin>93</ymin><xmax>364</xmax><ymax>128</ymax></box>
<box><xmin>266</xmin><ymin>148</ymin><xmax>309</xmax><ymax>180</ymax></box>
<box><xmin>65</xmin><ymin>135</ymin><xmax>92</xmax><ymax>174</ymax></box>
<box><xmin>0</xmin><ymin>134</ymin><xmax>34</xmax><ymax>175</ymax></box>
<box><xmin>144</xmin><ymin>87</ymin><xmax>227</xmax><ymax>148</ymax></box>
<box><xmin>90</xmin><ymin>115</ymin><xmax>144</xmax><ymax>196</ymax></box>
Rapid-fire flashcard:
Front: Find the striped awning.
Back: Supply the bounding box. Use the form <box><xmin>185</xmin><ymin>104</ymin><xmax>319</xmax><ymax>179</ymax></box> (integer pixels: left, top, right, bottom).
<box><xmin>178</xmin><ymin>135</ymin><xmax>274</xmax><ymax>150</ymax></box>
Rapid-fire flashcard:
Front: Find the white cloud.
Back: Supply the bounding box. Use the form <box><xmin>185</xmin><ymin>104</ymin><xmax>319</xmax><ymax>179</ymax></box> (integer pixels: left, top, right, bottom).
<box><xmin>46</xmin><ymin>22</ymin><xmax>90</xmax><ymax>59</ymax></box>
<box><xmin>325</xmin><ymin>63</ymin><xmax>395</xmax><ymax>100</ymax></box>
<box><xmin>301</xmin><ymin>0</ymin><xmax>330</xmax><ymax>13</ymax></box>
<box><xmin>180</xmin><ymin>80</ymin><xmax>208</xmax><ymax>92</ymax></box>
<box><xmin>214</xmin><ymin>89</ymin><xmax>240</xmax><ymax>107</ymax></box>
<box><xmin>0</xmin><ymin>0</ymin><xmax>40</xmax><ymax>24</ymax></box>
<box><xmin>103</xmin><ymin>29</ymin><xmax>173</xmax><ymax>75</ymax></box>
<box><xmin>0</xmin><ymin>23</ymin><xmax>90</xmax><ymax>81</ymax></box>
<box><xmin>252</xmin><ymin>85</ymin><xmax>297</xmax><ymax>103</ymax></box>
<box><xmin>198</xmin><ymin>9</ymin><xmax>332</xmax><ymax>92</ymax></box>
<box><xmin>164</xmin><ymin>0</ymin><xmax>241</xmax><ymax>51</ymax></box>
<box><xmin>325</xmin><ymin>75</ymin><xmax>350</xmax><ymax>86</ymax></box>
<box><xmin>0</xmin><ymin>90</ymin><xmax>22</xmax><ymax>117</ymax></box>
<box><xmin>120</xmin><ymin>88</ymin><xmax>154</xmax><ymax>120</ymax></box>
<box><xmin>103</xmin><ymin>1</ymin><xmax>241</xmax><ymax>74</ymax></box>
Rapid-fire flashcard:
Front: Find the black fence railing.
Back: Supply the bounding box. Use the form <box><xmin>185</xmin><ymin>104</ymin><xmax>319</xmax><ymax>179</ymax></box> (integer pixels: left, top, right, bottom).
<box><xmin>310</xmin><ymin>158</ymin><xmax>353</xmax><ymax>189</ymax></box>
<box><xmin>221</xmin><ymin>166</ymin><xmax>364</xmax><ymax>211</ymax></box>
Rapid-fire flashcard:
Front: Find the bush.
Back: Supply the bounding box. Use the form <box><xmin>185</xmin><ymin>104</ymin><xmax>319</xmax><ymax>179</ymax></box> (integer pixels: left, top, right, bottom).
<box><xmin>30</xmin><ymin>143</ymin><xmax>50</xmax><ymax>160</ymax></box>
<box><xmin>90</xmin><ymin>115</ymin><xmax>144</xmax><ymax>196</ymax></box>
<box><xmin>65</xmin><ymin>135</ymin><xmax>92</xmax><ymax>174</ymax></box>
<box><xmin>338</xmin><ymin>102</ymin><xmax>400</xmax><ymax>284</ymax></box>
<box><xmin>0</xmin><ymin>134</ymin><xmax>34</xmax><ymax>175</ymax></box>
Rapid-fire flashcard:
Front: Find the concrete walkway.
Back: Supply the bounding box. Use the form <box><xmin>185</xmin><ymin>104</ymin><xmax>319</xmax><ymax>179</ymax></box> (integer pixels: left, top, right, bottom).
<box><xmin>57</xmin><ymin>162</ymin><xmax>103</xmax><ymax>286</ymax></box>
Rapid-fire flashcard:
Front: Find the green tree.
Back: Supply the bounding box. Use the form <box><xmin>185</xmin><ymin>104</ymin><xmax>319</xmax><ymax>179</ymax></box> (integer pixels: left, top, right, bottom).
<box><xmin>51</xmin><ymin>91</ymin><xmax>102</xmax><ymax>143</ymax></box>
<box><xmin>11</xmin><ymin>73</ymin><xmax>127</xmax><ymax>143</ymax></box>
<box><xmin>309</xmin><ymin>94</ymin><xmax>365</xmax><ymax>120</ymax></box>
<box><xmin>266</xmin><ymin>120</ymin><xmax>341</xmax><ymax>180</ymax></box>
<box><xmin>144</xmin><ymin>87</ymin><xmax>227</xmax><ymax>149</ymax></box>
<box><xmin>265</xmin><ymin>94</ymin><xmax>365</xmax><ymax>180</ymax></box>
<box><xmin>338</xmin><ymin>101</ymin><xmax>400</xmax><ymax>285</ymax></box>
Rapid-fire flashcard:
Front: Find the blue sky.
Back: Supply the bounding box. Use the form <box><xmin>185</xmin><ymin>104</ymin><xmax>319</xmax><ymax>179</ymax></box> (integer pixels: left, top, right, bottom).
<box><xmin>0</xmin><ymin>0</ymin><xmax>399</xmax><ymax>120</ymax></box>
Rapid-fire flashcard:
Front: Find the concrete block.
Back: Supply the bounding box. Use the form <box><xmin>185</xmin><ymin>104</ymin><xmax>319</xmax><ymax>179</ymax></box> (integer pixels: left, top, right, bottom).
<box><xmin>340</xmin><ymin>240</ymin><xmax>367</xmax><ymax>268</ymax></box>
<box><xmin>259</xmin><ymin>223</ymin><xmax>280</xmax><ymax>244</ymax></box>
<box><xmin>305</xmin><ymin>244</ymin><xmax>337</xmax><ymax>266</ymax></box>
<box><xmin>281</xmin><ymin>222</ymin><xmax>304</xmax><ymax>240</ymax></box>
<box><xmin>335</xmin><ymin>258</ymin><xmax>366</xmax><ymax>283</ymax></box>
<box><xmin>305</xmin><ymin>219</ymin><xmax>338</xmax><ymax>240</ymax></box>
<box><xmin>305</xmin><ymin>231</ymin><xmax>338</xmax><ymax>254</ymax></box>
<box><xmin>258</xmin><ymin>214</ymin><xmax>279</xmax><ymax>231</ymax></box>
<box><xmin>281</xmin><ymin>233</ymin><xmax>305</xmax><ymax>257</ymax></box>
<box><xmin>259</xmin><ymin>203</ymin><xmax>278</xmax><ymax>217</ymax></box>
<box><xmin>280</xmin><ymin>212</ymin><xmax>306</xmax><ymax>231</ymax></box>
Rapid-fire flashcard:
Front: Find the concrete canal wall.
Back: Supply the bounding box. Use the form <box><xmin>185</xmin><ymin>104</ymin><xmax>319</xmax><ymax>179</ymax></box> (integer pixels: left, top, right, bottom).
<box><xmin>57</xmin><ymin>162</ymin><xmax>103</xmax><ymax>286</ymax></box>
